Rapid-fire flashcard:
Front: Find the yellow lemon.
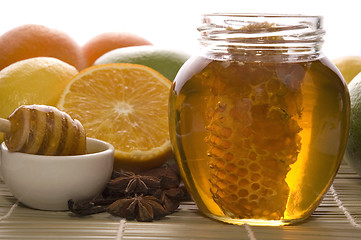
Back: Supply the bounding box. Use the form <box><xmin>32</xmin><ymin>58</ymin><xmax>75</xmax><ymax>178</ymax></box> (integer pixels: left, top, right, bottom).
<box><xmin>0</xmin><ymin>57</ymin><xmax>78</xmax><ymax>141</ymax></box>
<box><xmin>333</xmin><ymin>56</ymin><xmax>361</xmax><ymax>84</ymax></box>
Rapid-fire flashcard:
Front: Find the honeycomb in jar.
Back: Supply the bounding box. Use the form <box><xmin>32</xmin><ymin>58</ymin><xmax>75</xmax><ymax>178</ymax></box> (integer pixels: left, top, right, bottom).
<box><xmin>202</xmin><ymin>60</ymin><xmax>303</xmax><ymax>220</ymax></box>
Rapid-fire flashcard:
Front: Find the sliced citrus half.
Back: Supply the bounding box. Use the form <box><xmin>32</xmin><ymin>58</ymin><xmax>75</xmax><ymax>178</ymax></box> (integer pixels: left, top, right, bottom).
<box><xmin>57</xmin><ymin>63</ymin><xmax>172</xmax><ymax>172</ymax></box>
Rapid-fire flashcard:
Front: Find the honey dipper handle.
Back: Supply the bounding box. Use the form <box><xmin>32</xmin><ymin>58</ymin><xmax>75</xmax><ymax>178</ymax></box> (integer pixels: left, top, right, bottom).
<box><xmin>0</xmin><ymin>118</ymin><xmax>11</xmax><ymax>133</ymax></box>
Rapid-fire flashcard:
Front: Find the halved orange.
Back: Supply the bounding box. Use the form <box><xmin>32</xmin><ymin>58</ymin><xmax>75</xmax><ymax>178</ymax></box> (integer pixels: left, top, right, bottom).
<box><xmin>57</xmin><ymin>63</ymin><xmax>172</xmax><ymax>172</ymax></box>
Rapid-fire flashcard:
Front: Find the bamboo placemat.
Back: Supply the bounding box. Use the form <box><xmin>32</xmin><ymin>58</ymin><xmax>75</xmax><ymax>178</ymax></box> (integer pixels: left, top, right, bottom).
<box><xmin>0</xmin><ymin>161</ymin><xmax>361</xmax><ymax>240</ymax></box>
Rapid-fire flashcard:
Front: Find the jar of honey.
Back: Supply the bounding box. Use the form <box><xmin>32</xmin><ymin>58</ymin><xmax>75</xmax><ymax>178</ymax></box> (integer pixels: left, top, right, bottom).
<box><xmin>169</xmin><ymin>13</ymin><xmax>350</xmax><ymax>226</ymax></box>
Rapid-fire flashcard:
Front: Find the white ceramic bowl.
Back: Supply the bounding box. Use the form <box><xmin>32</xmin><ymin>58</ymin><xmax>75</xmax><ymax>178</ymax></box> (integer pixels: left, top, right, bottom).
<box><xmin>0</xmin><ymin>138</ymin><xmax>114</xmax><ymax>211</ymax></box>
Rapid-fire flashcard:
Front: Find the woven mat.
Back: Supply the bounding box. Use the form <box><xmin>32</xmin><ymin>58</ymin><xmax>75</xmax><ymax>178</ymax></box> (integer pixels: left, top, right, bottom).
<box><xmin>0</xmin><ymin>161</ymin><xmax>360</xmax><ymax>240</ymax></box>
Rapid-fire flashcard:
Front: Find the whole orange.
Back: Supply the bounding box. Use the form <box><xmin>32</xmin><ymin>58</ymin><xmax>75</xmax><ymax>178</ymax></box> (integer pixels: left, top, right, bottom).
<box><xmin>0</xmin><ymin>24</ymin><xmax>86</xmax><ymax>71</ymax></box>
<box><xmin>82</xmin><ymin>32</ymin><xmax>152</xmax><ymax>66</ymax></box>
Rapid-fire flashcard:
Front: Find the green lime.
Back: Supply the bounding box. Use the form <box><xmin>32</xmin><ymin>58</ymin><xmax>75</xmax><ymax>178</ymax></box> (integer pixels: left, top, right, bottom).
<box><xmin>345</xmin><ymin>72</ymin><xmax>361</xmax><ymax>176</ymax></box>
<box><xmin>94</xmin><ymin>46</ymin><xmax>190</xmax><ymax>81</ymax></box>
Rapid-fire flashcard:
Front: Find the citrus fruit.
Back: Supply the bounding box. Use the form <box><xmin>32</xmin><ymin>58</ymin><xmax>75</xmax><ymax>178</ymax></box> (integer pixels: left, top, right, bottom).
<box><xmin>0</xmin><ymin>24</ymin><xmax>86</xmax><ymax>71</ymax></box>
<box><xmin>82</xmin><ymin>32</ymin><xmax>152</xmax><ymax>67</ymax></box>
<box><xmin>0</xmin><ymin>57</ymin><xmax>79</xmax><ymax>142</ymax></box>
<box><xmin>94</xmin><ymin>45</ymin><xmax>190</xmax><ymax>81</ymax></box>
<box><xmin>333</xmin><ymin>56</ymin><xmax>361</xmax><ymax>84</ymax></box>
<box><xmin>57</xmin><ymin>63</ymin><xmax>172</xmax><ymax>172</ymax></box>
<box><xmin>344</xmin><ymin>72</ymin><xmax>361</xmax><ymax>176</ymax></box>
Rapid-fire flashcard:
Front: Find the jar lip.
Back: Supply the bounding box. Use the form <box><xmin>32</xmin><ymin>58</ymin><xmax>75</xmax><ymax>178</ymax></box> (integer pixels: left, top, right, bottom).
<box><xmin>201</xmin><ymin>13</ymin><xmax>322</xmax><ymax>19</ymax></box>
<box><xmin>198</xmin><ymin>13</ymin><xmax>325</xmax><ymax>62</ymax></box>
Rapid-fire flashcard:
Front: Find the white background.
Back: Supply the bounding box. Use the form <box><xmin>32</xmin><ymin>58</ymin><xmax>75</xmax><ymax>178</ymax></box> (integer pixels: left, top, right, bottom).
<box><xmin>1</xmin><ymin>0</ymin><xmax>360</xmax><ymax>60</ymax></box>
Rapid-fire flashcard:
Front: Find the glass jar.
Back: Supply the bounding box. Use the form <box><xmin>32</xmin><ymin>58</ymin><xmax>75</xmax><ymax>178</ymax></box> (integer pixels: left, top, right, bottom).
<box><xmin>169</xmin><ymin>13</ymin><xmax>350</xmax><ymax>226</ymax></box>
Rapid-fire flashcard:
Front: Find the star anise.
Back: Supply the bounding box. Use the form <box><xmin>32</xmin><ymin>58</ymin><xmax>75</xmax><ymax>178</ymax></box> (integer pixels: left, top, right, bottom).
<box><xmin>143</xmin><ymin>164</ymin><xmax>181</xmax><ymax>189</ymax></box>
<box><xmin>107</xmin><ymin>194</ymin><xmax>169</xmax><ymax>222</ymax></box>
<box><xmin>105</xmin><ymin>170</ymin><xmax>160</xmax><ymax>197</ymax></box>
<box><xmin>154</xmin><ymin>187</ymin><xmax>184</xmax><ymax>212</ymax></box>
<box><xmin>69</xmin><ymin>164</ymin><xmax>189</xmax><ymax>221</ymax></box>
<box><xmin>68</xmin><ymin>197</ymin><xmax>116</xmax><ymax>215</ymax></box>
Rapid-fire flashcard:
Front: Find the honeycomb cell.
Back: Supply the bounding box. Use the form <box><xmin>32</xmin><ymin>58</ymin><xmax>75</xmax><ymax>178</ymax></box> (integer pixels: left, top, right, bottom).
<box><xmin>210</xmin><ymin>135</ymin><xmax>222</xmax><ymax>145</ymax></box>
<box><xmin>225</xmin><ymin>163</ymin><xmax>237</xmax><ymax>172</ymax></box>
<box><xmin>220</xmin><ymin>139</ymin><xmax>232</xmax><ymax>149</ymax></box>
<box><xmin>212</xmin><ymin>158</ymin><xmax>225</xmax><ymax>169</ymax></box>
<box><xmin>226</xmin><ymin>174</ymin><xmax>238</xmax><ymax>182</ymax></box>
<box><xmin>250</xmin><ymin>173</ymin><xmax>261</xmax><ymax>182</ymax></box>
<box><xmin>237</xmin><ymin>168</ymin><xmax>248</xmax><ymax>177</ymax></box>
<box><xmin>215</xmin><ymin>179</ymin><xmax>228</xmax><ymax>189</ymax></box>
<box><xmin>220</xmin><ymin>127</ymin><xmax>232</xmax><ymax>138</ymax></box>
<box><xmin>210</xmin><ymin>147</ymin><xmax>224</xmax><ymax>158</ymax></box>
<box><xmin>249</xmin><ymin>194</ymin><xmax>259</xmax><ymax>200</ymax></box>
<box><xmin>251</xmin><ymin>183</ymin><xmax>260</xmax><ymax>190</ymax></box>
<box><xmin>224</xmin><ymin>152</ymin><xmax>234</xmax><ymax>162</ymax></box>
<box><xmin>228</xmin><ymin>184</ymin><xmax>238</xmax><ymax>193</ymax></box>
<box><xmin>249</xmin><ymin>163</ymin><xmax>261</xmax><ymax>171</ymax></box>
<box><xmin>238</xmin><ymin>179</ymin><xmax>250</xmax><ymax>187</ymax></box>
<box><xmin>248</xmin><ymin>151</ymin><xmax>257</xmax><ymax>161</ymax></box>
<box><xmin>238</xmin><ymin>189</ymin><xmax>249</xmax><ymax>197</ymax></box>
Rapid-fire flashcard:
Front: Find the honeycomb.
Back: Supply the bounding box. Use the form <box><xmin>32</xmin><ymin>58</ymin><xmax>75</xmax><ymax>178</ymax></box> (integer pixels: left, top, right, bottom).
<box><xmin>202</xmin><ymin>61</ymin><xmax>303</xmax><ymax>220</ymax></box>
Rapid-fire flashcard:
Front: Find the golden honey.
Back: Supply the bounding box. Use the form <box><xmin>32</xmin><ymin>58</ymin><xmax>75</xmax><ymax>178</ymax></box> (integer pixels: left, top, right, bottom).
<box><xmin>169</xmin><ymin>14</ymin><xmax>350</xmax><ymax>226</ymax></box>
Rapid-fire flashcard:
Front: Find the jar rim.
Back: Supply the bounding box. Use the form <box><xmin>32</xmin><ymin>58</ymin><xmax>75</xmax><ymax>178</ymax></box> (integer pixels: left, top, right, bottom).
<box><xmin>198</xmin><ymin>13</ymin><xmax>325</xmax><ymax>62</ymax></box>
<box><xmin>201</xmin><ymin>13</ymin><xmax>322</xmax><ymax>19</ymax></box>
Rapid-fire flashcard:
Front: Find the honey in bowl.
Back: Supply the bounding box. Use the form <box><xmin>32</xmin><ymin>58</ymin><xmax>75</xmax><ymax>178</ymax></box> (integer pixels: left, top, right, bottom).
<box><xmin>169</xmin><ymin>14</ymin><xmax>350</xmax><ymax>226</ymax></box>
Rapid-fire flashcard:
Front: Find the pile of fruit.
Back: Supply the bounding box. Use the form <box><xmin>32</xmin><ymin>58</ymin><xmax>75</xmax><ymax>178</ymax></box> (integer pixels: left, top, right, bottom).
<box><xmin>4</xmin><ymin>23</ymin><xmax>361</xmax><ymax>223</ymax></box>
<box><xmin>0</xmin><ymin>24</ymin><xmax>190</xmax><ymax>173</ymax></box>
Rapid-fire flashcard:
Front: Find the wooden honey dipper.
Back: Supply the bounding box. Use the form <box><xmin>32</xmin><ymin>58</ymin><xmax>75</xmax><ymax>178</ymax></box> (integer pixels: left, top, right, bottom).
<box><xmin>0</xmin><ymin>105</ymin><xmax>86</xmax><ymax>155</ymax></box>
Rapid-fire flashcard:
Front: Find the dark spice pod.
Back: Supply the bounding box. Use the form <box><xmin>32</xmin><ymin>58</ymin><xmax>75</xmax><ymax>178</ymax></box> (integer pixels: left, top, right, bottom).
<box><xmin>106</xmin><ymin>170</ymin><xmax>161</xmax><ymax>196</ymax></box>
<box><xmin>143</xmin><ymin>164</ymin><xmax>181</xmax><ymax>189</ymax></box>
<box><xmin>107</xmin><ymin>195</ymin><xmax>169</xmax><ymax>222</ymax></box>
<box><xmin>69</xmin><ymin>164</ymin><xmax>189</xmax><ymax>221</ymax></box>
<box><xmin>68</xmin><ymin>198</ymin><xmax>113</xmax><ymax>215</ymax></box>
<box><xmin>154</xmin><ymin>187</ymin><xmax>184</xmax><ymax>212</ymax></box>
